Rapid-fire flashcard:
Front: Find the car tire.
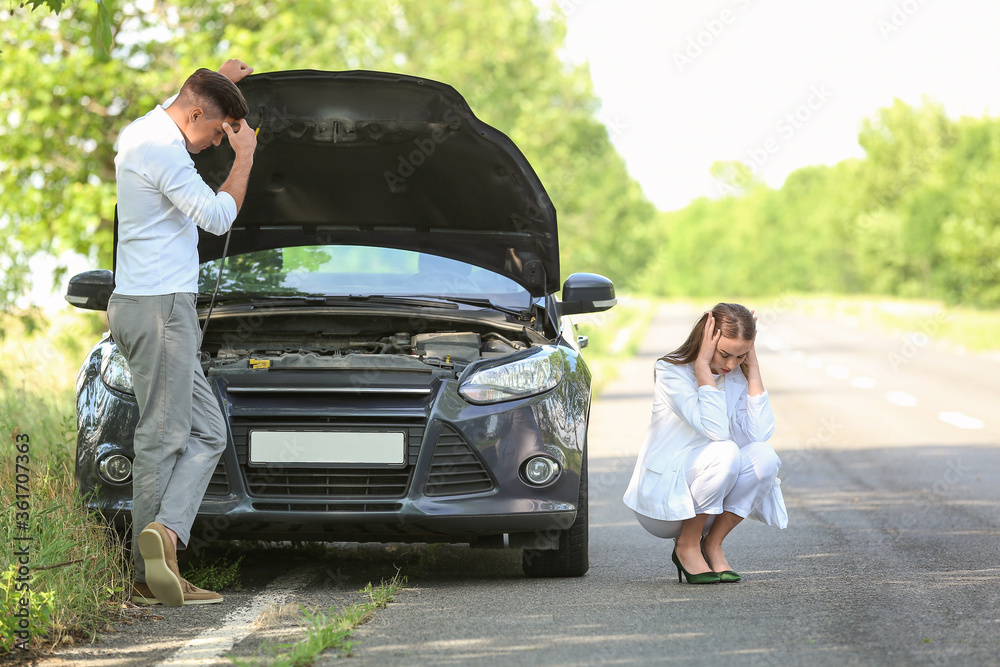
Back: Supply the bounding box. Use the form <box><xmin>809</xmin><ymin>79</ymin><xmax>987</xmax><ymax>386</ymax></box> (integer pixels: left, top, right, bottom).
<box><xmin>521</xmin><ymin>448</ymin><xmax>589</xmax><ymax>577</ymax></box>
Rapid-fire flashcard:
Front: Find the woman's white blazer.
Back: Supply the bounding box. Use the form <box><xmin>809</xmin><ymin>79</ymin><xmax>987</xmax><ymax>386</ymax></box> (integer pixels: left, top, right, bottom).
<box><xmin>622</xmin><ymin>359</ymin><xmax>787</xmax><ymax>528</ymax></box>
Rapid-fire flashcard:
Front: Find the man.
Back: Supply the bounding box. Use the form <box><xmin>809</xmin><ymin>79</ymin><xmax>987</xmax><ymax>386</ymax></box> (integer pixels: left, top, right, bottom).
<box><xmin>108</xmin><ymin>59</ymin><xmax>257</xmax><ymax>606</ymax></box>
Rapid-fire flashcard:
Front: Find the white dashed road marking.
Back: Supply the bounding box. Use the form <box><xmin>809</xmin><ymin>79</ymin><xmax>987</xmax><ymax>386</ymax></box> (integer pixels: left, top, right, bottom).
<box><xmin>938</xmin><ymin>412</ymin><xmax>985</xmax><ymax>430</ymax></box>
<box><xmin>781</xmin><ymin>340</ymin><xmax>986</xmax><ymax>430</ymax></box>
<box><xmin>156</xmin><ymin>568</ymin><xmax>312</xmax><ymax>667</ymax></box>
<box><xmin>886</xmin><ymin>391</ymin><xmax>919</xmax><ymax>407</ymax></box>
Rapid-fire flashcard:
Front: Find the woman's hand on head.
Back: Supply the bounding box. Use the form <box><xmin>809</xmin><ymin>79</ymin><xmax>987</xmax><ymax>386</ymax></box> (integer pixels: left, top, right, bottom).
<box><xmin>744</xmin><ymin>309</ymin><xmax>765</xmax><ymax>395</ymax></box>
<box><xmin>695</xmin><ymin>313</ymin><xmax>720</xmax><ymax>372</ymax></box>
<box><xmin>693</xmin><ymin>312</ymin><xmax>720</xmax><ymax>387</ymax></box>
<box><xmin>745</xmin><ymin>310</ymin><xmax>760</xmax><ymax>368</ymax></box>
<box><xmin>745</xmin><ymin>336</ymin><xmax>760</xmax><ymax>369</ymax></box>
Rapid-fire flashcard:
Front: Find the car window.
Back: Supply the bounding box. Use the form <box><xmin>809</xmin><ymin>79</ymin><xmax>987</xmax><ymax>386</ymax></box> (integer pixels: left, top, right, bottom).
<box><xmin>199</xmin><ymin>245</ymin><xmax>532</xmax><ymax>307</ymax></box>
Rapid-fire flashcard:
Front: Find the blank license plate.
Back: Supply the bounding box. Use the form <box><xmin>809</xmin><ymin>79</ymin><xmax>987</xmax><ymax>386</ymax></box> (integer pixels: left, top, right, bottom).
<box><xmin>249</xmin><ymin>431</ymin><xmax>406</xmax><ymax>465</ymax></box>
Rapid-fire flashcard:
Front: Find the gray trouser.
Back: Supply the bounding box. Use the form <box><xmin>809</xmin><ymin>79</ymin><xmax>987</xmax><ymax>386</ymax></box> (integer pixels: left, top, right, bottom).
<box><xmin>108</xmin><ymin>292</ymin><xmax>227</xmax><ymax>583</ymax></box>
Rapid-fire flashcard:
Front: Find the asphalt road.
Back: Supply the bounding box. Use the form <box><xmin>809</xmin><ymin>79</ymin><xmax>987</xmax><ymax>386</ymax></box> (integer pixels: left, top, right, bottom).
<box><xmin>344</xmin><ymin>302</ymin><xmax>1000</xmax><ymax>666</ymax></box>
<box><xmin>37</xmin><ymin>302</ymin><xmax>1000</xmax><ymax>666</ymax></box>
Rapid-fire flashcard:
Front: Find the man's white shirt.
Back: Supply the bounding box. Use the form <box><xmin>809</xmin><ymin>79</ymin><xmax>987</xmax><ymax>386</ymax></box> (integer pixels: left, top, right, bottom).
<box><xmin>113</xmin><ymin>101</ymin><xmax>237</xmax><ymax>296</ymax></box>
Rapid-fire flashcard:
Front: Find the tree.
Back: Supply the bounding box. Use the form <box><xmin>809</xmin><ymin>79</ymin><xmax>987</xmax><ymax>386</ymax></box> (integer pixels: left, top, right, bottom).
<box><xmin>0</xmin><ymin>0</ymin><xmax>658</xmax><ymax>308</ymax></box>
<box><xmin>639</xmin><ymin>96</ymin><xmax>1000</xmax><ymax>308</ymax></box>
<box><xmin>2</xmin><ymin>0</ymin><xmax>113</xmax><ymax>59</ymax></box>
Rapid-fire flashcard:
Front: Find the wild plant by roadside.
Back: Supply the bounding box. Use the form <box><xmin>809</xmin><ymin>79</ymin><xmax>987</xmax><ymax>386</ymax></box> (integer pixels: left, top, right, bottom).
<box><xmin>1</xmin><ymin>310</ymin><xmax>127</xmax><ymax>655</ymax></box>
<box><xmin>231</xmin><ymin>573</ymin><xmax>405</xmax><ymax>667</ymax></box>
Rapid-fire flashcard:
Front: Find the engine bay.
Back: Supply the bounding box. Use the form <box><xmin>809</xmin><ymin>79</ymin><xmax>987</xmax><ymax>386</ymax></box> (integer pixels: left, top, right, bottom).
<box><xmin>205</xmin><ymin>330</ymin><xmax>537</xmax><ymax>378</ymax></box>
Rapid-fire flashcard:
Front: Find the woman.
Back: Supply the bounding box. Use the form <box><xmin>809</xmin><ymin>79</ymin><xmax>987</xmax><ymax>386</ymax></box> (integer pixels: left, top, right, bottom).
<box><xmin>623</xmin><ymin>303</ymin><xmax>787</xmax><ymax>584</ymax></box>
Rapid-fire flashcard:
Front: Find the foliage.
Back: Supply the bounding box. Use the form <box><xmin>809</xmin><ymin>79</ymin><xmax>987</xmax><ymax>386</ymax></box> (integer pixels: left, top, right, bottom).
<box><xmin>790</xmin><ymin>295</ymin><xmax>1000</xmax><ymax>354</ymax></box>
<box><xmin>0</xmin><ymin>565</ymin><xmax>55</xmax><ymax>653</ymax></box>
<box><xmin>182</xmin><ymin>552</ymin><xmax>243</xmax><ymax>592</ymax></box>
<box><xmin>8</xmin><ymin>2</ymin><xmax>1000</xmax><ymax>312</ymax></box>
<box><xmin>2</xmin><ymin>0</ymin><xmax>113</xmax><ymax>59</ymax></box>
<box><xmin>574</xmin><ymin>295</ymin><xmax>656</xmax><ymax>396</ymax></box>
<box><xmin>0</xmin><ymin>488</ymin><xmax>128</xmax><ymax>653</ymax></box>
<box><xmin>641</xmin><ymin>98</ymin><xmax>1000</xmax><ymax>308</ymax></box>
<box><xmin>0</xmin><ymin>311</ymin><xmax>127</xmax><ymax>654</ymax></box>
<box><xmin>0</xmin><ymin>0</ymin><xmax>657</xmax><ymax>309</ymax></box>
<box><xmin>0</xmin><ymin>440</ymin><xmax>129</xmax><ymax>654</ymax></box>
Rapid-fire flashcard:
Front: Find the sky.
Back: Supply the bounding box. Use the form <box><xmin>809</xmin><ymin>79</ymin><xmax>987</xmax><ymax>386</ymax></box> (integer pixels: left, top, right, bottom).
<box><xmin>557</xmin><ymin>0</ymin><xmax>1000</xmax><ymax>211</ymax></box>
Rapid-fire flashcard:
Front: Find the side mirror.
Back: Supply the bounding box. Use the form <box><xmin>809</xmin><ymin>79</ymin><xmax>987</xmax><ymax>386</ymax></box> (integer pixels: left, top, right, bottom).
<box><xmin>559</xmin><ymin>273</ymin><xmax>616</xmax><ymax>316</ymax></box>
<box><xmin>65</xmin><ymin>270</ymin><xmax>114</xmax><ymax>311</ymax></box>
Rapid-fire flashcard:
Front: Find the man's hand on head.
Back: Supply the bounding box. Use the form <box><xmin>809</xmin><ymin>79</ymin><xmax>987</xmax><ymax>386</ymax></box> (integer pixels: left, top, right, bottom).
<box><xmin>219</xmin><ymin>59</ymin><xmax>254</xmax><ymax>83</ymax></box>
<box><xmin>224</xmin><ymin>118</ymin><xmax>257</xmax><ymax>160</ymax></box>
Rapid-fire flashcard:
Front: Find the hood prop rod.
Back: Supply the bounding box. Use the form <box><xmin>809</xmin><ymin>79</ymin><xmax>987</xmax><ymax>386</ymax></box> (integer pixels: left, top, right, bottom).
<box><xmin>199</xmin><ymin>227</ymin><xmax>232</xmax><ymax>347</ymax></box>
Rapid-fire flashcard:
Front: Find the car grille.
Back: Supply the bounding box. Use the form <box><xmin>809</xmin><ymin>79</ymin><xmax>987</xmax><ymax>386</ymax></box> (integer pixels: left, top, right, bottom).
<box><xmin>244</xmin><ymin>467</ymin><xmax>413</xmax><ymax>498</ymax></box>
<box><xmin>225</xmin><ymin>418</ymin><xmax>493</xmax><ymax>505</ymax></box>
<box><xmin>231</xmin><ymin>418</ymin><xmax>422</xmax><ymax>500</ymax></box>
<box><xmin>250</xmin><ymin>501</ymin><xmax>403</xmax><ymax>512</ymax></box>
<box><xmin>205</xmin><ymin>459</ymin><xmax>231</xmax><ymax>496</ymax></box>
<box><xmin>425</xmin><ymin>425</ymin><xmax>494</xmax><ymax>496</ymax></box>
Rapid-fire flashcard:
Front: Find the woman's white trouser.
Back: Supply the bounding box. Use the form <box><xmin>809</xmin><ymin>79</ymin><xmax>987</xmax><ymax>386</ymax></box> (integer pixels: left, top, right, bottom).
<box><xmin>634</xmin><ymin>440</ymin><xmax>780</xmax><ymax>539</ymax></box>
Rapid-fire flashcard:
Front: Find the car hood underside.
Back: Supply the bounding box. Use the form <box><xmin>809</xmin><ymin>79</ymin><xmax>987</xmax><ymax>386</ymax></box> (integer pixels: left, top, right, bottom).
<box><xmin>191</xmin><ymin>69</ymin><xmax>560</xmax><ymax>297</ymax></box>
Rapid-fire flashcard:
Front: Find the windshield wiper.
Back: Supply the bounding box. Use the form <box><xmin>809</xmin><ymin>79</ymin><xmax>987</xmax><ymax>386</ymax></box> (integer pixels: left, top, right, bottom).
<box><xmin>326</xmin><ymin>295</ymin><xmax>459</xmax><ymax>309</ymax></box>
<box><xmin>196</xmin><ymin>292</ymin><xmax>308</xmax><ymax>305</ymax></box>
<box><xmin>400</xmin><ymin>295</ymin><xmax>533</xmax><ymax>319</ymax></box>
<box><xmin>195</xmin><ymin>293</ymin><xmax>534</xmax><ymax>317</ymax></box>
<box><xmin>196</xmin><ymin>293</ymin><xmax>459</xmax><ymax>309</ymax></box>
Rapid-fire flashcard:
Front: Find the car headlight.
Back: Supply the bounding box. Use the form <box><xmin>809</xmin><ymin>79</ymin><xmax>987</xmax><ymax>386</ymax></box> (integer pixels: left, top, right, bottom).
<box><xmin>101</xmin><ymin>345</ymin><xmax>135</xmax><ymax>394</ymax></box>
<box><xmin>459</xmin><ymin>348</ymin><xmax>564</xmax><ymax>404</ymax></box>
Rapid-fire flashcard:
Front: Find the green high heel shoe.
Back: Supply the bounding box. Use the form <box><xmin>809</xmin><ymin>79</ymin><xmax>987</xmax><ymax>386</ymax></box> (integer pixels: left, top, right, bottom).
<box><xmin>700</xmin><ymin>537</ymin><xmax>741</xmax><ymax>583</ymax></box>
<box><xmin>671</xmin><ymin>548</ymin><xmax>721</xmax><ymax>584</ymax></box>
<box><xmin>715</xmin><ymin>570</ymin><xmax>741</xmax><ymax>583</ymax></box>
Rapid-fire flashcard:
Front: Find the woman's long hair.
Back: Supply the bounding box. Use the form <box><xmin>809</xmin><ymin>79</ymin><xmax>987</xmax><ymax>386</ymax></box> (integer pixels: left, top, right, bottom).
<box><xmin>660</xmin><ymin>303</ymin><xmax>756</xmax><ymax>379</ymax></box>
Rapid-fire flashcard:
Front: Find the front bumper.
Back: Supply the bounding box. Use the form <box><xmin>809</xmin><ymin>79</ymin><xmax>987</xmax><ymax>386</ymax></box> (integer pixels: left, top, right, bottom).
<box><xmin>76</xmin><ymin>342</ymin><xmax>591</xmax><ymax>548</ymax></box>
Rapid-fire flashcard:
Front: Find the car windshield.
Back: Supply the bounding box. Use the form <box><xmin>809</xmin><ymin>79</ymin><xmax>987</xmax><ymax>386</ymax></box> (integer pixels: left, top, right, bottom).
<box><xmin>198</xmin><ymin>245</ymin><xmax>532</xmax><ymax>308</ymax></box>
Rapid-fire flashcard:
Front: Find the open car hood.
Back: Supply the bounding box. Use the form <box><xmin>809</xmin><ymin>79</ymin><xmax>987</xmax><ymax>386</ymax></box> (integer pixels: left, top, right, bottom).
<box><xmin>192</xmin><ymin>70</ymin><xmax>559</xmax><ymax>297</ymax></box>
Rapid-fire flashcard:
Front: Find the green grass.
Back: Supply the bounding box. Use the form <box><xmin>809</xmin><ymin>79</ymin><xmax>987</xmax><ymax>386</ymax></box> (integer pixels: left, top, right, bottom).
<box><xmin>0</xmin><ymin>475</ymin><xmax>129</xmax><ymax>652</ymax></box>
<box><xmin>0</xmin><ymin>309</ymin><xmax>127</xmax><ymax>655</ymax></box>
<box><xmin>233</xmin><ymin>574</ymin><xmax>405</xmax><ymax>666</ymax></box>
<box><xmin>181</xmin><ymin>552</ymin><xmax>244</xmax><ymax>592</ymax></box>
<box><xmin>574</xmin><ymin>294</ymin><xmax>657</xmax><ymax>396</ymax></box>
<box><xmin>789</xmin><ymin>295</ymin><xmax>1000</xmax><ymax>352</ymax></box>
<box><xmin>634</xmin><ymin>293</ymin><xmax>1000</xmax><ymax>354</ymax></box>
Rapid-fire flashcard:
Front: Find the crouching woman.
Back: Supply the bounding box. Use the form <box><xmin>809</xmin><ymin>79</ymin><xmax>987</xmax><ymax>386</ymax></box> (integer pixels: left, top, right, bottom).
<box><xmin>623</xmin><ymin>303</ymin><xmax>787</xmax><ymax>584</ymax></box>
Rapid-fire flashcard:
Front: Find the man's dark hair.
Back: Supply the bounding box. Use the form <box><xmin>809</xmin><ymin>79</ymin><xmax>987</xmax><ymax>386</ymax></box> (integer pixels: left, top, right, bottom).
<box><xmin>177</xmin><ymin>68</ymin><xmax>249</xmax><ymax>120</ymax></box>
